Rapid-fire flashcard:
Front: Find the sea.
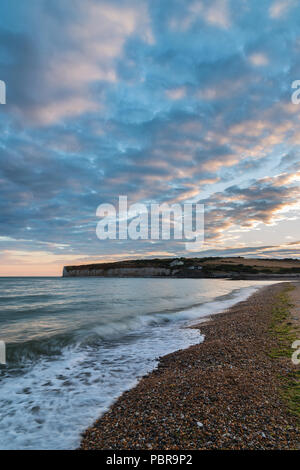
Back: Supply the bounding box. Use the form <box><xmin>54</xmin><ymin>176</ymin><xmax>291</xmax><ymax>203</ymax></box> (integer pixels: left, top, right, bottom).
<box><xmin>0</xmin><ymin>277</ymin><xmax>275</xmax><ymax>449</ymax></box>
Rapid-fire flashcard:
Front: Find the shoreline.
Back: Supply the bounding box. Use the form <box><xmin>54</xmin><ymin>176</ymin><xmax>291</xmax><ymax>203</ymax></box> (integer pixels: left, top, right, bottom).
<box><xmin>80</xmin><ymin>282</ymin><xmax>299</xmax><ymax>450</ymax></box>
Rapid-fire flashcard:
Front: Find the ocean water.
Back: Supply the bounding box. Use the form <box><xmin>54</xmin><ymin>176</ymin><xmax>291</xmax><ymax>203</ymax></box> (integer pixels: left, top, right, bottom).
<box><xmin>0</xmin><ymin>277</ymin><xmax>275</xmax><ymax>450</ymax></box>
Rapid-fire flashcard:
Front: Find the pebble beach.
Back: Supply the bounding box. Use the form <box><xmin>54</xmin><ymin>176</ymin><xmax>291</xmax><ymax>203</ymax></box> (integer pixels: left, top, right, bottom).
<box><xmin>80</xmin><ymin>282</ymin><xmax>300</xmax><ymax>450</ymax></box>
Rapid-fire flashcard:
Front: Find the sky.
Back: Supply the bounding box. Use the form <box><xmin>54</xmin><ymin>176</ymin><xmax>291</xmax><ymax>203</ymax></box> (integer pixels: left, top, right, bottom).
<box><xmin>1</xmin><ymin>0</ymin><xmax>300</xmax><ymax>276</ymax></box>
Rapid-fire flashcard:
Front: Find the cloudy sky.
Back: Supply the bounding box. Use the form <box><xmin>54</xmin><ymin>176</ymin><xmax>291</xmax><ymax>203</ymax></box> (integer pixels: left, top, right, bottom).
<box><xmin>1</xmin><ymin>0</ymin><xmax>300</xmax><ymax>276</ymax></box>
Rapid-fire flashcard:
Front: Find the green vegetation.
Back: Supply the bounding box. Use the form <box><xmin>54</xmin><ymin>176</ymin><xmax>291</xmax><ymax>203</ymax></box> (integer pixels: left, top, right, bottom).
<box><xmin>269</xmin><ymin>286</ymin><xmax>300</xmax><ymax>421</ymax></box>
<box><xmin>202</xmin><ymin>263</ymin><xmax>261</xmax><ymax>273</ymax></box>
<box><xmin>203</xmin><ymin>264</ymin><xmax>300</xmax><ymax>274</ymax></box>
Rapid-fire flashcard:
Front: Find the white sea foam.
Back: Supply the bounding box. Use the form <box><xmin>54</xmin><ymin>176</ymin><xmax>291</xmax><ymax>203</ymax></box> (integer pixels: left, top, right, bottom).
<box><xmin>0</xmin><ymin>322</ymin><xmax>200</xmax><ymax>449</ymax></box>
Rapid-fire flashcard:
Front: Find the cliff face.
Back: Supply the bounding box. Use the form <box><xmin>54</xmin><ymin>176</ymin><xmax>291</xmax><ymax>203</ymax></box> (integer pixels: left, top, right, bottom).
<box><xmin>63</xmin><ymin>266</ymin><xmax>172</xmax><ymax>277</ymax></box>
<box><xmin>62</xmin><ymin>258</ymin><xmax>205</xmax><ymax>278</ymax></box>
<box><xmin>62</xmin><ymin>257</ymin><xmax>300</xmax><ymax>279</ymax></box>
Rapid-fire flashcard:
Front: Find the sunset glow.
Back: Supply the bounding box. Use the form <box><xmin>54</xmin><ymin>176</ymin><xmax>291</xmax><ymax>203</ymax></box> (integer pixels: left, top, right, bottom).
<box><xmin>1</xmin><ymin>0</ymin><xmax>300</xmax><ymax>275</ymax></box>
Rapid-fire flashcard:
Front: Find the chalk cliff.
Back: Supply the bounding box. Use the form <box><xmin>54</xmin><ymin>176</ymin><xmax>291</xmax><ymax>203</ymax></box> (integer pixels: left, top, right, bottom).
<box><xmin>62</xmin><ymin>258</ymin><xmax>204</xmax><ymax>278</ymax></box>
<box><xmin>62</xmin><ymin>257</ymin><xmax>300</xmax><ymax>279</ymax></box>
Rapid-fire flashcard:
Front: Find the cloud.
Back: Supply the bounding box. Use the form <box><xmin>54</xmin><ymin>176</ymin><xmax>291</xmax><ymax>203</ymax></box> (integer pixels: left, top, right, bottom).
<box><xmin>203</xmin><ymin>0</ymin><xmax>231</xmax><ymax>29</ymax></box>
<box><xmin>165</xmin><ymin>87</ymin><xmax>186</xmax><ymax>100</ymax></box>
<box><xmin>0</xmin><ymin>0</ymin><xmax>153</xmax><ymax>125</ymax></box>
<box><xmin>1</xmin><ymin>0</ymin><xmax>300</xmax><ymax>272</ymax></box>
<box><xmin>269</xmin><ymin>0</ymin><xmax>296</xmax><ymax>19</ymax></box>
<box><xmin>28</xmin><ymin>97</ymin><xmax>100</xmax><ymax>126</ymax></box>
<box><xmin>248</xmin><ymin>53</ymin><xmax>269</xmax><ymax>67</ymax></box>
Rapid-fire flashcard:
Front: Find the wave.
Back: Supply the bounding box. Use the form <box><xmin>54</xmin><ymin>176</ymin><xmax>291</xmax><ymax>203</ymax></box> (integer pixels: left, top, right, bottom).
<box><xmin>3</xmin><ymin>284</ymin><xmax>262</xmax><ymax>368</ymax></box>
<box><xmin>0</xmin><ymin>279</ymin><xmax>271</xmax><ymax>449</ymax></box>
